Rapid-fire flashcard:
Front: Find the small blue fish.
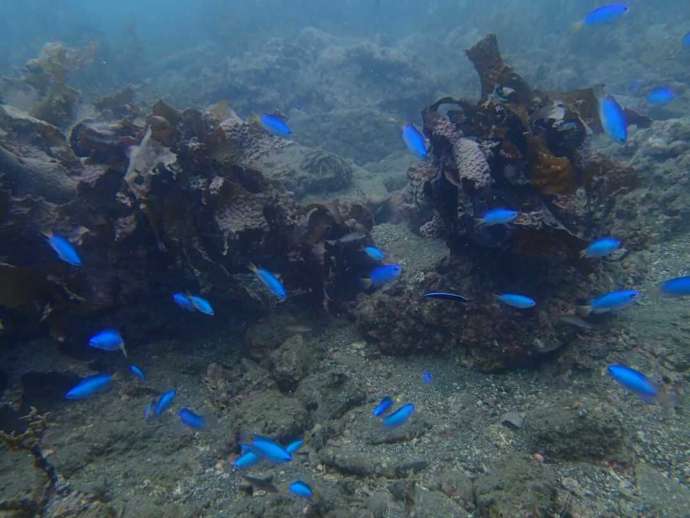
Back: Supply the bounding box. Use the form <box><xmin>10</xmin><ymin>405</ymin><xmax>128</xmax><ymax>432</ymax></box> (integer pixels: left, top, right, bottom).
<box><xmin>646</xmin><ymin>86</ymin><xmax>675</xmax><ymax>106</ymax></box>
<box><xmin>599</xmin><ymin>95</ymin><xmax>627</xmax><ymax>143</ymax></box>
<box><xmin>369</xmin><ymin>264</ymin><xmax>402</xmax><ymax>288</ymax></box>
<box><xmin>247</xmin><ymin>435</ymin><xmax>292</xmax><ymax>464</ymax></box>
<box><xmin>128</xmin><ymin>364</ymin><xmax>145</xmax><ymax>381</ymax></box>
<box><xmin>383</xmin><ymin>403</ymin><xmax>415</xmax><ymax>428</ymax></box>
<box><xmin>250</xmin><ymin>264</ymin><xmax>287</xmax><ymax>302</ymax></box>
<box><xmin>372</xmin><ymin>396</ymin><xmax>394</xmax><ymax>417</ymax></box>
<box><xmin>65</xmin><ymin>374</ymin><xmax>112</xmax><ymax>400</ymax></box>
<box><xmin>660</xmin><ymin>276</ymin><xmax>690</xmax><ymax>297</ymax></box>
<box><xmin>88</xmin><ymin>329</ymin><xmax>127</xmax><ymax>358</ymax></box>
<box><xmin>188</xmin><ymin>295</ymin><xmax>214</xmax><ymax>316</ymax></box>
<box><xmin>45</xmin><ymin>232</ymin><xmax>82</xmax><ymax>267</ymax></box>
<box><xmin>401</xmin><ymin>123</ymin><xmax>428</xmax><ymax>159</ymax></box>
<box><xmin>576</xmin><ymin>4</ymin><xmax>628</xmax><ymax>29</ymax></box>
<box><xmin>154</xmin><ymin>389</ymin><xmax>177</xmax><ymax>416</ymax></box>
<box><xmin>289</xmin><ymin>480</ymin><xmax>313</xmax><ymax>500</ymax></box>
<box><xmin>179</xmin><ymin>408</ymin><xmax>206</xmax><ymax>429</ymax></box>
<box><xmin>497</xmin><ymin>294</ymin><xmax>536</xmax><ymax>309</ymax></box>
<box><xmin>683</xmin><ymin>32</ymin><xmax>690</xmax><ymax>49</ymax></box>
<box><xmin>259</xmin><ymin>114</ymin><xmax>291</xmax><ymax>137</ymax></box>
<box><xmin>607</xmin><ymin>364</ymin><xmax>657</xmax><ymax>400</ymax></box>
<box><xmin>285</xmin><ymin>439</ymin><xmax>304</xmax><ymax>454</ymax></box>
<box><xmin>172</xmin><ymin>292</ymin><xmax>195</xmax><ymax>311</ymax></box>
<box><xmin>590</xmin><ymin>289</ymin><xmax>639</xmax><ymax>314</ymax></box>
<box><xmin>423</xmin><ymin>291</ymin><xmax>468</xmax><ymax>303</ymax></box>
<box><xmin>583</xmin><ymin>237</ymin><xmax>621</xmax><ymax>258</ymax></box>
<box><xmin>480</xmin><ymin>208</ymin><xmax>518</xmax><ymax>226</ymax></box>
<box><xmin>233</xmin><ymin>450</ymin><xmax>260</xmax><ymax>470</ymax></box>
<box><xmin>363</xmin><ymin>246</ymin><xmax>385</xmax><ymax>261</ymax></box>
<box><xmin>422</xmin><ymin>370</ymin><xmax>433</xmax><ymax>384</ymax></box>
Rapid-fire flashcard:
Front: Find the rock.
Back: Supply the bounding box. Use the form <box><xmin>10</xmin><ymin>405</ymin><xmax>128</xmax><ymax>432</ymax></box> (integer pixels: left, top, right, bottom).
<box><xmin>474</xmin><ymin>453</ymin><xmax>559</xmax><ymax>517</ymax></box>
<box><xmin>269</xmin><ymin>334</ymin><xmax>316</xmax><ymax>392</ymax></box>
<box><xmin>229</xmin><ymin>390</ymin><xmax>309</xmax><ymax>442</ymax></box>
<box><xmin>433</xmin><ymin>469</ymin><xmax>475</xmax><ymax>512</ymax></box>
<box><xmin>500</xmin><ymin>410</ymin><xmax>524</xmax><ymax>430</ymax></box>
<box><xmin>636</xmin><ymin>462</ymin><xmax>690</xmax><ymax>516</ymax></box>
<box><xmin>524</xmin><ymin>395</ymin><xmax>627</xmax><ymax>461</ymax></box>
<box><xmin>320</xmin><ymin>444</ymin><xmax>428</xmax><ymax>478</ymax></box>
<box><xmin>203</xmin><ymin>360</ymin><xmax>276</xmax><ymax>410</ymax></box>
<box><xmin>0</xmin><ymin>445</ymin><xmax>50</xmax><ymax>516</ymax></box>
<box><xmin>411</xmin><ymin>485</ymin><xmax>471</xmax><ymax>518</ymax></box>
<box><xmin>296</xmin><ymin>370</ymin><xmax>366</xmax><ymax>423</ymax></box>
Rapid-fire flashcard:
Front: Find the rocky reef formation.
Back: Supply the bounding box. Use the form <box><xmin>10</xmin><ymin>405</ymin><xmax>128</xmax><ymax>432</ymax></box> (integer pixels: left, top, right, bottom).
<box><xmin>356</xmin><ymin>35</ymin><xmax>645</xmax><ymax>370</ymax></box>
<box><xmin>0</xmin><ymin>71</ymin><xmax>375</xmax><ymax>345</ymax></box>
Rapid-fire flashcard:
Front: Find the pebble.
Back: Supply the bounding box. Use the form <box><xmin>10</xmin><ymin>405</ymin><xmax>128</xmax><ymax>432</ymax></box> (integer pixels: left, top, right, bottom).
<box><xmin>500</xmin><ymin>410</ymin><xmax>524</xmax><ymax>430</ymax></box>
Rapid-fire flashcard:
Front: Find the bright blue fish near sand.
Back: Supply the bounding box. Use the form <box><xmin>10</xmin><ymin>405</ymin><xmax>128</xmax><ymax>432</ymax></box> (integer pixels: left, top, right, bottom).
<box><xmin>422</xmin><ymin>370</ymin><xmax>433</xmax><ymax>384</ymax></box>
<box><xmin>128</xmin><ymin>364</ymin><xmax>145</xmax><ymax>381</ymax></box>
<box><xmin>599</xmin><ymin>95</ymin><xmax>627</xmax><ymax>143</ymax></box>
<box><xmin>289</xmin><ymin>480</ymin><xmax>313</xmax><ymax>499</ymax></box>
<box><xmin>372</xmin><ymin>396</ymin><xmax>393</xmax><ymax>417</ymax></box>
<box><xmin>154</xmin><ymin>389</ymin><xmax>177</xmax><ymax>416</ymax></box>
<box><xmin>179</xmin><ymin>408</ymin><xmax>206</xmax><ymax>429</ymax></box>
<box><xmin>246</xmin><ymin>435</ymin><xmax>292</xmax><ymax>464</ymax></box>
<box><xmin>497</xmin><ymin>294</ymin><xmax>536</xmax><ymax>309</ymax></box>
<box><xmin>607</xmin><ymin>364</ymin><xmax>657</xmax><ymax>400</ymax></box>
<box><xmin>660</xmin><ymin>276</ymin><xmax>690</xmax><ymax>297</ymax></box>
<box><xmin>369</xmin><ymin>264</ymin><xmax>402</xmax><ymax>288</ymax></box>
<box><xmin>88</xmin><ymin>329</ymin><xmax>127</xmax><ymax>358</ymax></box>
<box><xmin>582</xmin><ymin>237</ymin><xmax>621</xmax><ymax>258</ymax></box>
<box><xmin>250</xmin><ymin>264</ymin><xmax>287</xmax><ymax>302</ymax></box>
<box><xmin>233</xmin><ymin>449</ymin><xmax>260</xmax><ymax>470</ymax></box>
<box><xmin>285</xmin><ymin>439</ymin><xmax>304</xmax><ymax>454</ymax></box>
<box><xmin>65</xmin><ymin>374</ymin><xmax>112</xmax><ymax>400</ymax></box>
<box><xmin>683</xmin><ymin>32</ymin><xmax>690</xmax><ymax>49</ymax></box>
<box><xmin>480</xmin><ymin>208</ymin><xmax>518</xmax><ymax>226</ymax></box>
<box><xmin>383</xmin><ymin>403</ymin><xmax>415</xmax><ymax>428</ymax></box>
<box><xmin>363</xmin><ymin>246</ymin><xmax>385</xmax><ymax>261</ymax></box>
<box><xmin>188</xmin><ymin>294</ymin><xmax>214</xmax><ymax>316</ymax></box>
<box><xmin>259</xmin><ymin>114</ymin><xmax>291</xmax><ymax>137</ymax></box>
<box><xmin>590</xmin><ymin>289</ymin><xmax>639</xmax><ymax>314</ymax></box>
<box><xmin>172</xmin><ymin>292</ymin><xmax>195</xmax><ymax>311</ymax></box>
<box><xmin>401</xmin><ymin>123</ymin><xmax>428</xmax><ymax>159</ymax></box>
<box><xmin>575</xmin><ymin>4</ymin><xmax>628</xmax><ymax>30</ymax></box>
<box><xmin>44</xmin><ymin>232</ymin><xmax>82</xmax><ymax>267</ymax></box>
<box><xmin>646</xmin><ymin>86</ymin><xmax>675</xmax><ymax>106</ymax></box>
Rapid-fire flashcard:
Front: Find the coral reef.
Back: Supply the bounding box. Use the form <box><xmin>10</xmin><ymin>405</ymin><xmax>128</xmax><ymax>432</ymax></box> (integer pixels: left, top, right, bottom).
<box><xmin>357</xmin><ymin>35</ymin><xmax>644</xmax><ymax>370</ymax></box>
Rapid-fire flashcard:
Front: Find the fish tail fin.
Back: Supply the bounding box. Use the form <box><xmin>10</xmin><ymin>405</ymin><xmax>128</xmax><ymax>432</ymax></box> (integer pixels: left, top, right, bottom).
<box><xmin>572</xmin><ymin>21</ymin><xmax>584</xmax><ymax>32</ymax></box>
<box><xmin>121</xmin><ymin>342</ymin><xmax>128</xmax><ymax>359</ymax></box>
<box><xmin>248</xmin><ymin>262</ymin><xmax>258</xmax><ymax>274</ymax></box>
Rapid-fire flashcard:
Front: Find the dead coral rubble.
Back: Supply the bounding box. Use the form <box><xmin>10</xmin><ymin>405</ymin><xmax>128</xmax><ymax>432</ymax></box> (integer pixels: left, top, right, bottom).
<box><xmin>358</xmin><ymin>35</ymin><xmax>643</xmax><ymax>370</ymax></box>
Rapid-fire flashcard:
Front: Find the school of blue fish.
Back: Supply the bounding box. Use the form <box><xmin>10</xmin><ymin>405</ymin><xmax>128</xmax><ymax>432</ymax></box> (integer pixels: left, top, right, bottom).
<box><xmin>50</xmin><ymin>4</ymin><xmax>690</xmax><ymax>504</ymax></box>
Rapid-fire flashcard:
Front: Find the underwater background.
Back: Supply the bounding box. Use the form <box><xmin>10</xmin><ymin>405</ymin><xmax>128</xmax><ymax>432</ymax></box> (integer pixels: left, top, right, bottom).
<box><xmin>1</xmin><ymin>1</ymin><xmax>690</xmax><ymax>516</ymax></box>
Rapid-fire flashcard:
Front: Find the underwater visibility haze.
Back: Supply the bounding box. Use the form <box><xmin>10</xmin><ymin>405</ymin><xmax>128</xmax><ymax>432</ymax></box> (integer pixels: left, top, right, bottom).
<box><xmin>1</xmin><ymin>1</ymin><xmax>690</xmax><ymax>516</ymax></box>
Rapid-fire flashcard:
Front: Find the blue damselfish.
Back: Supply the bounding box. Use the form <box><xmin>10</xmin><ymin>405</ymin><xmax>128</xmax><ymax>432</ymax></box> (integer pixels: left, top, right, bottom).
<box><xmin>599</xmin><ymin>95</ymin><xmax>627</xmax><ymax>143</ymax></box>
<box><xmin>233</xmin><ymin>450</ymin><xmax>260</xmax><ymax>470</ymax></box>
<box><xmin>480</xmin><ymin>208</ymin><xmax>518</xmax><ymax>226</ymax></box>
<box><xmin>179</xmin><ymin>408</ymin><xmax>206</xmax><ymax>429</ymax></box>
<box><xmin>154</xmin><ymin>389</ymin><xmax>177</xmax><ymax>416</ymax></box>
<box><xmin>372</xmin><ymin>396</ymin><xmax>394</xmax><ymax>417</ymax></box>
<box><xmin>660</xmin><ymin>276</ymin><xmax>690</xmax><ymax>297</ymax></box>
<box><xmin>247</xmin><ymin>435</ymin><xmax>292</xmax><ymax>464</ymax></box>
<box><xmin>497</xmin><ymin>293</ymin><xmax>536</xmax><ymax>309</ymax></box>
<box><xmin>188</xmin><ymin>295</ymin><xmax>214</xmax><ymax>316</ymax></box>
<box><xmin>89</xmin><ymin>329</ymin><xmax>127</xmax><ymax>358</ymax></box>
<box><xmin>65</xmin><ymin>374</ymin><xmax>112</xmax><ymax>400</ymax></box>
<box><xmin>577</xmin><ymin>4</ymin><xmax>628</xmax><ymax>29</ymax></box>
<box><xmin>285</xmin><ymin>439</ymin><xmax>304</xmax><ymax>454</ymax></box>
<box><xmin>646</xmin><ymin>86</ymin><xmax>675</xmax><ymax>106</ymax></box>
<box><xmin>45</xmin><ymin>232</ymin><xmax>82</xmax><ymax>267</ymax></box>
<box><xmin>369</xmin><ymin>264</ymin><xmax>402</xmax><ymax>288</ymax></box>
<box><xmin>583</xmin><ymin>237</ymin><xmax>621</xmax><ymax>258</ymax></box>
<box><xmin>401</xmin><ymin>123</ymin><xmax>428</xmax><ymax>159</ymax></box>
<box><xmin>289</xmin><ymin>480</ymin><xmax>313</xmax><ymax>499</ymax></box>
<box><xmin>128</xmin><ymin>364</ymin><xmax>145</xmax><ymax>381</ymax></box>
<box><xmin>607</xmin><ymin>364</ymin><xmax>657</xmax><ymax>400</ymax></box>
<box><xmin>172</xmin><ymin>292</ymin><xmax>195</xmax><ymax>311</ymax></box>
<box><xmin>383</xmin><ymin>403</ymin><xmax>415</xmax><ymax>428</ymax></box>
<box><xmin>250</xmin><ymin>264</ymin><xmax>287</xmax><ymax>302</ymax></box>
<box><xmin>590</xmin><ymin>290</ymin><xmax>639</xmax><ymax>313</ymax></box>
<box><xmin>259</xmin><ymin>114</ymin><xmax>291</xmax><ymax>137</ymax></box>
<box><xmin>363</xmin><ymin>246</ymin><xmax>385</xmax><ymax>261</ymax></box>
